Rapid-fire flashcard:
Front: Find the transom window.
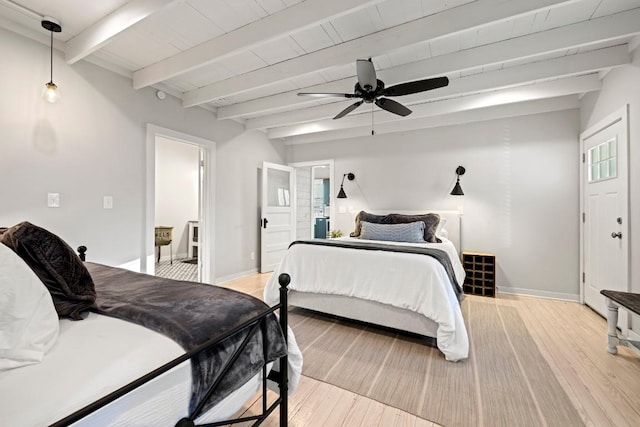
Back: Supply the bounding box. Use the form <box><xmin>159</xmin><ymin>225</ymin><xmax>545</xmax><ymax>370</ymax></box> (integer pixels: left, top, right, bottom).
<box><xmin>588</xmin><ymin>137</ymin><xmax>617</xmax><ymax>183</ymax></box>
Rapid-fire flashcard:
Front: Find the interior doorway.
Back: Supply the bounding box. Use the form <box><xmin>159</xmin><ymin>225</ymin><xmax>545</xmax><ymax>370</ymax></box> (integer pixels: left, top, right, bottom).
<box><xmin>144</xmin><ymin>124</ymin><xmax>216</xmax><ymax>283</ymax></box>
<box><xmin>289</xmin><ymin>160</ymin><xmax>335</xmax><ymax>240</ymax></box>
<box><xmin>154</xmin><ymin>136</ymin><xmax>201</xmax><ymax>281</ymax></box>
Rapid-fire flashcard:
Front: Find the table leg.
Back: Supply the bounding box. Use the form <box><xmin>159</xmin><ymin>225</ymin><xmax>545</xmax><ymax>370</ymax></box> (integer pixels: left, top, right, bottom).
<box><xmin>606</xmin><ymin>297</ymin><xmax>620</xmax><ymax>354</ymax></box>
<box><xmin>157</xmin><ymin>246</ymin><xmax>161</xmax><ymax>263</ymax></box>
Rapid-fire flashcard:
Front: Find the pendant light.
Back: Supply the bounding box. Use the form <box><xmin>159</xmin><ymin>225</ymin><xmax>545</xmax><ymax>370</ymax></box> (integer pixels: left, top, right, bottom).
<box><xmin>41</xmin><ymin>17</ymin><xmax>62</xmax><ymax>103</ymax></box>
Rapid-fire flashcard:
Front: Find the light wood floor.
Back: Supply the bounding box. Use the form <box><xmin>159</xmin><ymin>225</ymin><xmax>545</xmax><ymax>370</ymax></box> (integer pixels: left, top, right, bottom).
<box><xmin>221</xmin><ymin>273</ymin><xmax>640</xmax><ymax>427</ymax></box>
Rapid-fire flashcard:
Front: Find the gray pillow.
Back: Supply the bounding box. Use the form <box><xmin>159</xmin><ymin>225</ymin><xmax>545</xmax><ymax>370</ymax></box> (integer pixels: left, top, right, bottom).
<box><xmin>386</xmin><ymin>213</ymin><xmax>441</xmax><ymax>243</ymax></box>
<box><xmin>350</xmin><ymin>211</ymin><xmax>441</xmax><ymax>243</ymax></box>
<box><xmin>359</xmin><ymin>221</ymin><xmax>426</xmax><ymax>243</ymax></box>
<box><xmin>0</xmin><ymin>222</ymin><xmax>96</xmax><ymax>320</ymax></box>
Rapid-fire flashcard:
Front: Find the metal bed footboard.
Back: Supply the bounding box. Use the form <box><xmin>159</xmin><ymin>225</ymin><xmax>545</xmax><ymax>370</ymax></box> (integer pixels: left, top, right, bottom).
<box><xmin>50</xmin><ymin>247</ymin><xmax>290</xmax><ymax>427</ymax></box>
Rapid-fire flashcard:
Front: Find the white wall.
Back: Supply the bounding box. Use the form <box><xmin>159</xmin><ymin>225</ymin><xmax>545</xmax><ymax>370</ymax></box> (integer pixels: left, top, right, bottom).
<box><xmin>215</xmin><ymin>131</ymin><xmax>285</xmax><ymax>279</ymax></box>
<box><xmin>155</xmin><ymin>136</ymin><xmax>199</xmax><ymax>260</ymax></box>
<box><xmin>0</xmin><ymin>28</ymin><xmax>285</xmax><ymax>279</ymax></box>
<box><xmin>580</xmin><ymin>49</ymin><xmax>640</xmax><ymax>327</ymax></box>
<box><xmin>287</xmin><ymin>110</ymin><xmax>581</xmax><ymax>299</ymax></box>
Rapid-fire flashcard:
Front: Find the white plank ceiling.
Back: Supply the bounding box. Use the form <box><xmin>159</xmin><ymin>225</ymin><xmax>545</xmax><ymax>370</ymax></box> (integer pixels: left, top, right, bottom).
<box><xmin>2</xmin><ymin>0</ymin><xmax>640</xmax><ymax>143</ymax></box>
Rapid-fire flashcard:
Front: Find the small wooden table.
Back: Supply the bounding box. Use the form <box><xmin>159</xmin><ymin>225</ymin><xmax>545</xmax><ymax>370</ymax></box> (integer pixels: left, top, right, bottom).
<box><xmin>600</xmin><ymin>290</ymin><xmax>640</xmax><ymax>354</ymax></box>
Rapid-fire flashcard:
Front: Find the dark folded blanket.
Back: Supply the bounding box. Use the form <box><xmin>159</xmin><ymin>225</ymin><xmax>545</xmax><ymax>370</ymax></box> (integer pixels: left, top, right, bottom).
<box><xmin>85</xmin><ymin>263</ymin><xmax>287</xmax><ymax>416</ymax></box>
<box><xmin>290</xmin><ymin>239</ymin><xmax>462</xmax><ymax>302</ymax></box>
<box><xmin>0</xmin><ymin>221</ymin><xmax>96</xmax><ymax>319</ymax></box>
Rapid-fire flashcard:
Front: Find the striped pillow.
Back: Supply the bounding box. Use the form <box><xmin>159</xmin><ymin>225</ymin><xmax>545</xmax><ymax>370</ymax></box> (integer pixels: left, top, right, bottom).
<box><xmin>359</xmin><ymin>221</ymin><xmax>425</xmax><ymax>243</ymax></box>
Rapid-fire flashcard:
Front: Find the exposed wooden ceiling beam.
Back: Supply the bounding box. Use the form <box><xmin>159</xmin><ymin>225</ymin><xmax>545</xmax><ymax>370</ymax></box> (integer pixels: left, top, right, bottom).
<box><xmin>267</xmin><ymin>74</ymin><xmax>601</xmax><ymax>139</ymax></box>
<box><xmin>217</xmin><ymin>7</ymin><xmax>640</xmax><ymax>121</ymax></box>
<box><xmin>281</xmin><ymin>96</ymin><xmax>581</xmax><ymax>145</ymax></box>
<box><xmin>65</xmin><ymin>0</ymin><xmax>178</xmax><ymax>64</ymax></box>
<box><xmin>182</xmin><ymin>0</ymin><xmax>577</xmax><ymax>108</ymax></box>
<box><xmin>132</xmin><ymin>0</ymin><xmax>384</xmax><ymax>89</ymax></box>
<box><xmin>247</xmin><ymin>45</ymin><xmax>627</xmax><ymax>130</ymax></box>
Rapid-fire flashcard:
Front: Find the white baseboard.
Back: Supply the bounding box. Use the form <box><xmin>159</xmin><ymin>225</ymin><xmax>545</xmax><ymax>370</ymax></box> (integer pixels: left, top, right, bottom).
<box><xmin>214</xmin><ymin>268</ymin><xmax>260</xmax><ymax>286</ymax></box>
<box><xmin>497</xmin><ymin>286</ymin><xmax>580</xmax><ymax>302</ymax></box>
<box><xmin>626</xmin><ymin>328</ymin><xmax>640</xmax><ymax>356</ymax></box>
<box><xmin>117</xmin><ymin>258</ymin><xmax>141</xmax><ymax>273</ymax></box>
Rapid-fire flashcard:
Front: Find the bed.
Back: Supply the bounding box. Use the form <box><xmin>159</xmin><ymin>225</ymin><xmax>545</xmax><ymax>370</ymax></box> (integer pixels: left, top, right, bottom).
<box><xmin>0</xmin><ymin>222</ymin><xmax>302</xmax><ymax>426</ymax></box>
<box><xmin>264</xmin><ymin>210</ymin><xmax>468</xmax><ymax>362</ymax></box>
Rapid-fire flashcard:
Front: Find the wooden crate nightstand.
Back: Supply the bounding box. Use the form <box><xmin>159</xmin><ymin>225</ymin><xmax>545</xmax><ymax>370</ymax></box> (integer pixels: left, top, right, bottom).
<box><xmin>462</xmin><ymin>252</ymin><xmax>496</xmax><ymax>297</ymax></box>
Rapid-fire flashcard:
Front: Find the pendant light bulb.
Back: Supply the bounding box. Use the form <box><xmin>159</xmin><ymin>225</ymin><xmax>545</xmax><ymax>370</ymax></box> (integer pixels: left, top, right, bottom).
<box><xmin>43</xmin><ymin>81</ymin><xmax>60</xmax><ymax>103</ymax></box>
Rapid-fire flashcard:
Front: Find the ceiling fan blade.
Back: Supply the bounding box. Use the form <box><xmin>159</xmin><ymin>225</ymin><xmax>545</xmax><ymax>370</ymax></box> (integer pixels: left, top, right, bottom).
<box><xmin>381</xmin><ymin>76</ymin><xmax>449</xmax><ymax>97</ymax></box>
<box><xmin>375</xmin><ymin>98</ymin><xmax>412</xmax><ymax>116</ymax></box>
<box><xmin>356</xmin><ymin>59</ymin><xmax>377</xmax><ymax>92</ymax></box>
<box><xmin>297</xmin><ymin>92</ymin><xmax>356</xmax><ymax>98</ymax></box>
<box><xmin>334</xmin><ymin>100</ymin><xmax>364</xmax><ymax>119</ymax></box>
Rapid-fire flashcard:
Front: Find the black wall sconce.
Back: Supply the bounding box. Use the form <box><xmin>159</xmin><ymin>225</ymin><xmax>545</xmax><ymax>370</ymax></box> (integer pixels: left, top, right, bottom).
<box><xmin>450</xmin><ymin>166</ymin><xmax>465</xmax><ymax>196</ymax></box>
<box><xmin>337</xmin><ymin>173</ymin><xmax>355</xmax><ymax>198</ymax></box>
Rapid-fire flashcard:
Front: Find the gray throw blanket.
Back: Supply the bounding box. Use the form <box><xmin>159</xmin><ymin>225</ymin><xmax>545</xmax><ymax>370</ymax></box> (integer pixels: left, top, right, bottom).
<box><xmin>290</xmin><ymin>239</ymin><xmax>462</xmax><ymax>302</ymax></box>
<box><xmin>85</xmin><ymin>263</ymin><xmax>287</xmax><ymax>416</ymax></box>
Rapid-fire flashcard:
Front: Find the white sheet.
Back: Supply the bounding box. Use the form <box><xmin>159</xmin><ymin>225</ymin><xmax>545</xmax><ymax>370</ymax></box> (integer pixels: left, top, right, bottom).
<box><xmin>264</xmin><ymin>237</ymin><xmax>469</xmax><ymax>361</ymax></box>
<box><xmin>0</xmin><ymin>312</ymin><xmax>302</xmax><ymax>426</ymax></box>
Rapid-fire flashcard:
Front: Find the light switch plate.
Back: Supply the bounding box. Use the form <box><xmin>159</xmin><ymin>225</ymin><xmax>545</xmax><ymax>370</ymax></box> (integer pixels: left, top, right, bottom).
<box><xmin>103</xmin><ymin>196</ymin><xmax>113</xmax><ymax>209</ymax></box>
<box><xmin>47</xmin><ymin>193</ymin><xmax>60</xmax><ymax>208</ymax></box>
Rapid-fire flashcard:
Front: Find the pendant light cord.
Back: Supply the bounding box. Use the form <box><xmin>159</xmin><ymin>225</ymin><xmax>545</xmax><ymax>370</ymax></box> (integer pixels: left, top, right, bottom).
<box><xmin>49</xmin><ymin>30</ymin><xmax>53</xmax><ymax>83</ymax></box>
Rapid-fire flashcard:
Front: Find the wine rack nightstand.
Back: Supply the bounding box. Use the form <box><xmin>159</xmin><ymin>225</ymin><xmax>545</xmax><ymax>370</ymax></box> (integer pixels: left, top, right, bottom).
<box><xmin>462</xmin><ymin>252</ymin><xmax>496</xmax><ymax>297</ymax></box>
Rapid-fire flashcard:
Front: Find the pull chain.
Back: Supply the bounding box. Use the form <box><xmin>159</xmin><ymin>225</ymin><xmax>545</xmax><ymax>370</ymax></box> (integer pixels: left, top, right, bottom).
<box><xmin>371</xmin><ymin>103</ymin><xmax>375</xmax><ymax>136</ymax></box>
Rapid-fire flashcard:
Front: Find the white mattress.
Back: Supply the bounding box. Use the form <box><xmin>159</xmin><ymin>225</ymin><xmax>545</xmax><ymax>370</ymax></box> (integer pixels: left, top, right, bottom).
<box><xmin>264</xmin><ymin>237</ymin><xmax>469</xmax><ymax>361</ymax></box>
<box><xmin>0</xmin><ymin>313</ymin><xmax>268</xmax><ymax>426</ymax></box>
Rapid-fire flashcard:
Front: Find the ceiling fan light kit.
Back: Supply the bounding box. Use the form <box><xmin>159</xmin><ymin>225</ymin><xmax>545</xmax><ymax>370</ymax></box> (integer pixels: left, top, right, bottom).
<box><xmin>298</xmin><ymin>58</ymin><xmax>449</xmax><ymax>120</ymax></box>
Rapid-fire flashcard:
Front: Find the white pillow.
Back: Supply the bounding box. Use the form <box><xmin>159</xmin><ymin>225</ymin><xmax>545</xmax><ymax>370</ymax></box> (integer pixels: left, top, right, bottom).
<box><xmin>436</xmin><ymin>218</ymin><xmax>448</xmax><ymax>239</ymax></box>
<box><xmin>0</xmin><ymin>243</ymin><xmax>59</xmax><ymax>371</ymax></box>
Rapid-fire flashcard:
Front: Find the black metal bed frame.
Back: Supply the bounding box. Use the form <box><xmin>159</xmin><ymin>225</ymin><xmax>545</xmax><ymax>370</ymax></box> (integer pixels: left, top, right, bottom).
<box><xmin>50</xmin><ymin>247</ymin><xmax>290</xmax><ymax>427</ymax></box>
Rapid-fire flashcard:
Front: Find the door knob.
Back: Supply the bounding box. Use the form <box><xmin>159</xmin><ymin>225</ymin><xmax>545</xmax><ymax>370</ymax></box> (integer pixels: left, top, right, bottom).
<box><xmin>611</xmin><ymin>232</ymin><xmax>622</xmax><ymax>239</ymax></box>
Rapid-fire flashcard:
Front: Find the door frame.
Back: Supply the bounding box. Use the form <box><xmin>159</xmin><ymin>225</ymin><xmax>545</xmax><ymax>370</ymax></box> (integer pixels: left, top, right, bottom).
<box><xmin>145</xmin><ymin>124</ymin><xmax>216</xmax><ymax>283</ymax></box>
<box><xmin>289</xmin><ymin>159</ymin><xmax>335</xmax><ymax>239</ymax></box>
<box><xmin>579</xmin><ymin>105</ymin><xmax>630</xmax><ymax>312</ymax></box>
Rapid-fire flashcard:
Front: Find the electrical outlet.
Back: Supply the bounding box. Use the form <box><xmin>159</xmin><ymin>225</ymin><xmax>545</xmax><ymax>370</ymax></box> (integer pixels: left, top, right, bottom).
<box><xmin>47</xmin><ymin>193</ymin><xmax>60</xmax><ymax>208</ymax></box>
<box><xmin>339</xmin><ymin>206</ymin><xmax>346</xmax><ymax>214</ymax></box>
<box><xmin>103</xmin><ymin>196</ymin><xmax>113</xmax><ymax>209</ymax></box>
<box><xmin>250</xmin><ymin>252</ymin><xmax>255</xmax><ymax>260</ymax></box>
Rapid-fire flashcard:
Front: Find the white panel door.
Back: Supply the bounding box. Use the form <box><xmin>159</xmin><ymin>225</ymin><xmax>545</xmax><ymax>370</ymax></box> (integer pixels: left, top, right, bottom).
<box><xmin>260</xmin><ymin>162</ymin><xmax>295</xmax><ymax>274</ymax></box>
<box><xmin>581</xmin><ymin>107</ymin><xmax>629</xmax><ymax>330</ymax></box>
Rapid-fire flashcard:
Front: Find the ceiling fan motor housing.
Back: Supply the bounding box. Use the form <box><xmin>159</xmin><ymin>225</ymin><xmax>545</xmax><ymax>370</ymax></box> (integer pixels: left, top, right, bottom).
<box><xmin>355</xmin><ymin>79</ymin><xmax>385</xmax><ymax>102</ymax></box>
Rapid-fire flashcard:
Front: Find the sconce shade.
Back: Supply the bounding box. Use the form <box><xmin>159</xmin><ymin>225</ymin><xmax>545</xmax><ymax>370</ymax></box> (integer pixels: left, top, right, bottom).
<box><xmin>42</xmin><ymin>17</ymin><xmax>62</xmax><ymax>103</ymax></box>
<box><xmin>450</xmin><ymin>165</ymin><xmax>465</xmax><ymax>196</ymax></box>
<box><xmin>450</xmin><ymin>179</ymin><xmax>464</xmax><ymax>195</ymax></box>
<box><xmin>337</xmin><ymin>172</ymin><xmax>355</xmax><ymax>198</ymax></box>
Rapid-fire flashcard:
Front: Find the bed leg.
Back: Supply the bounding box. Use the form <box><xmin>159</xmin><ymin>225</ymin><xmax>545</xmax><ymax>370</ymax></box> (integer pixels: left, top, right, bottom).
<box><xmin>77</xmin><ymin>246</ymin><xmax>87</xmax><ymax>261</ymax></box>
<box><xmin>606</xmin><ymin>297</ymin><xmax>620</xmax><ymax>354</ymax></box>
<box><xmin>278</xmin><ymin>273</ymin><xmax>290</xmax><ymax>427</ymax></box>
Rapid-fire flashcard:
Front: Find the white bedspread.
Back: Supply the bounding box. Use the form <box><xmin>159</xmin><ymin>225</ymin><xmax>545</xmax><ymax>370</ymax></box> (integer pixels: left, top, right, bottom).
<box><xmin>0</xmin><ymin>312</ymin><xmax>302</xmax><ymax>426</ymax></box>
<box><xmin>264</xmin><ymin>237</ymin><xmax>469</xmax><ymax>361</ymax></box>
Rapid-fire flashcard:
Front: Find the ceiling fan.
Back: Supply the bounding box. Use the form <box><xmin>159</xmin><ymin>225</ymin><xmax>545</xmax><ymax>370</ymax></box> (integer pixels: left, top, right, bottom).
<box><xmin>298</xmin><ymin>59</ymin><xmax>449</xmax><ymax>120</ymax></box>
